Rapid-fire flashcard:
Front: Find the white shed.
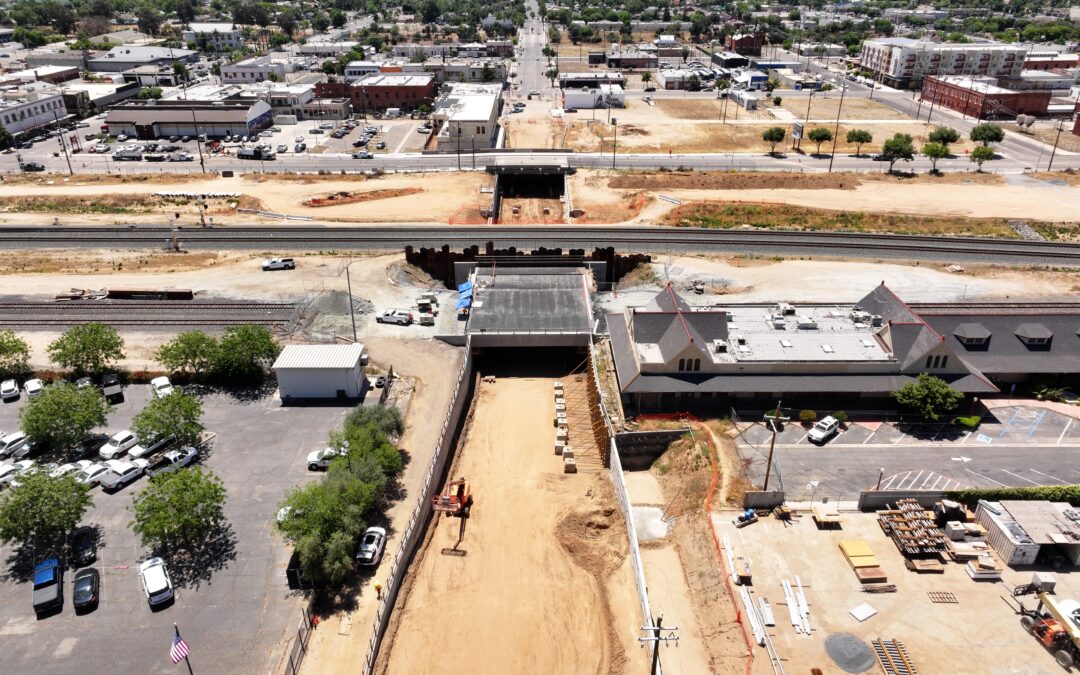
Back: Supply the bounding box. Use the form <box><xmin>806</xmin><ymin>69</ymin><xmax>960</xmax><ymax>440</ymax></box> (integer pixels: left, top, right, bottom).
<box><xmin>273</xmin><ymin>344</ymin><xmax>366</xmax><ymax>400</ymax></box>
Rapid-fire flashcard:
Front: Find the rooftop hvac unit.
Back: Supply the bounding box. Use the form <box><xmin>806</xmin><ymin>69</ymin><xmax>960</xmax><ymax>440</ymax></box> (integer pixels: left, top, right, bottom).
<box><xmin>797</xmin><ymin>315</ymin><xmax>818</xmax><ymax>330</ymax></box>
<box><xmin>851</xmin><ymin>310</ymin><xmax>872</xmax><ymax>323</ymax></box>
<box><xmin>713</xmin><ymin>339</ymin><xmax>727</xmax><ymax>353</ymax></box>
<box><xmin>771</xmin><ymin>314</ymin><xmax>786</xmax><ymax>329</ymax></box>
<box><xmin>871</xmin><ymin>315</ymin><xmax>883</xmax><ymax>327</ymax></box>
<box><xmin>776</xmin><ymin>302</ymin><xmax>796</xmax><ymax>316</ymax></box>
<box><xmin>735</xmin><ymin>335</ymin><xmax>747</xmax><ymax>345</ymax></box>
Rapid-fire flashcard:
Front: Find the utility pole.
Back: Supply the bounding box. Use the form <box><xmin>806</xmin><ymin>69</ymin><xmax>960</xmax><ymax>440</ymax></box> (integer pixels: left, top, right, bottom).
<box><xmin>639</xmin><ymin>614</ymin><xmax>679</xmax><ymax>675</ymax></box>
<box><xmin>51</xmin><ymin>109</ymin><xmax>73</xmax><ymax>176</ymax></box>
<box><xmin>762</xmin><ymin>402</ymin><xmax>789</xmax><ymax>492</ymax></box>
<box><xmin>611</xmin><ymin>117</ymin><xmax>618</xmax><ymax>169</ymax></box>
<box><xmin>827</xmin><ymin>84</ymin><xmax>846</xmax><ymax>173</ymax></box>
<box><xmin>797</xmin><ymin>91</ymin><xmax>814</xmax><ymax>152</ymax></box>
<box><xmin>344</xmin><ymin>262</ymin><xmax>357</xmax><ymax>342</ymax></box>
<box><xmin>1047</xmin><ymin>122</ymin><xmax>1065</xmax><ymax>172</ymax></box>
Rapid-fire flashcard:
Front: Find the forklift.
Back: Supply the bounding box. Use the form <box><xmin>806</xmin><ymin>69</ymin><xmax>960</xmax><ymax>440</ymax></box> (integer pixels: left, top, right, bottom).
<box><xmin>1020</xmin><ymin>592</ymin><xmax>1080</xmax><ymax>668</ymax></box>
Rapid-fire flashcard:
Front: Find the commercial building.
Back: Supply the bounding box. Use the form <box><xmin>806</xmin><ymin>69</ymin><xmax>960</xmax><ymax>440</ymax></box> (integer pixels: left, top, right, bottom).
<box><xmin>272</xmin><ymin>344</ymin><xmax>367</xmax><ymax>401</ymax></box>
<box><xmin>238</xmin><ymin>82</ymin><xmax>349</xmax><ymax>121</ymax></box>
<box><xmin>299</xmin><ymin>41</ymin><xmax>363</xmax><ymax>56</ymax></box>
<box><xmin>61</xmin><ymin>80</ymin><xmax>141</xmax><ymax>117</ymax></box>
<box><xmin>345</xmin><ymin>60</ymin><xmax>381</xmax><ymax>79</ymax></box>
<box><xmin>87</xmin><ymin>46</ymin><xmax>198</xmax><ymax>73</ymax></box>
<box><xmin>182</xmin><ymin>22</ymin><xmax>243</xmax><ymax>51</ymax></box>
<box><xmin>605</xmin><ymin>50</ymin><xmax>658</xmax><ymax>70</ymax></box>
<box><xmin>712</xmin><ymin>51</ymin><xmax>750</xmax><ymax>69</ymax></box>
<box><xmin>0</xmin><ymin>65</ymin><xmax>80</xmax><ymax>85</ymax></box>
<box><xmin>921</xmin><ymin>75</ymin><xmax>1051</xmax><ymax>118</ymax></box>
<box><xmin>222</xmin><ymin>53</ymin><xmax>306</xmax><ymax>84</ymax></box>
<box><xmin>420</xmin><ymin>58</ymin><xmax>508</xmax><ymax>84</ymax></box>
<box><xmin>859</xmin><ymin>38</ymin><xmax>1027</xmax><ymax>88</ymax></box>
<box><xmin>0</xmin><ymin>83</ymin><xmax>67</xmax><ymax>135</ymax></box>
<box><xmin>562</xmin><ymin>83</ymin><xmax>624</xmax><ymax>109</ymax></box>
<box><xmin>350</xmin><ymin>73</ymin><xmax>436</xmax><ymax>113</ymax></box>
<box><xmin>123</xmin><ymin>65</ymin><xmax>184</xmax><ymax>87</ymax></box>
<box><xmin>432</xmin><ymin>83</ymin><xmax>501</xmax><ymax>152</ymax></box>
<box><xmin>558</xmin><ymin>72</ymin><xmax>626</xmax><ymax>89</ymax></box>
<box><xmin>656</xmin><ymin>69</ymin><xmax>700</xmax><ymax>90</ymax></box>
<box><xmin>26</xmin><ymin>45</ymin><xmax>99</xmax><ymax>70</ymax></box>
<box><xmin>1023</xmin><ymin>51</ymin><xmax>1079</xmax><ymax>71</ymax></box>
<box><xmin>104</xmin><ymin>99</ymin><xmax>273</xmax><ymax>139</ymax></box>
<box><xmin>726</xmin><ymin>32</ymin><xmax>766</xmax><ymax>57</ymax></box>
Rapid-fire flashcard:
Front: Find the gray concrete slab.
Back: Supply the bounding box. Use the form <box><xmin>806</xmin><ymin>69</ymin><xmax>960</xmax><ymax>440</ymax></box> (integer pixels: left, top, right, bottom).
<box><xmin>0</xmin><ymin>381</ymin><xmax>349</xmax><ymax>674</ymax></box>
<box><xmin>467</xmin><ymin>269</ymin><xmax>592</xmax><ymax>334</ymax></box>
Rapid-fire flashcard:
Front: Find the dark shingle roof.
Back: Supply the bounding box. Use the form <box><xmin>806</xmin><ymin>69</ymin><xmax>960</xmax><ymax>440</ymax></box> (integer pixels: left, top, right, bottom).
<box><xmin>953</xmin><ymin>322</ymin><xmax>991</xmax><ymax>340</ymax></box>
<box><xmin>919</xmin><ymin>313</ymin><xmax>1080</xmax><ymax>374</ymax></box>
<box><xmin>1016</xmin><ymin>323</ymin><xmax>1053</xmax><ymax>340</ymax></box>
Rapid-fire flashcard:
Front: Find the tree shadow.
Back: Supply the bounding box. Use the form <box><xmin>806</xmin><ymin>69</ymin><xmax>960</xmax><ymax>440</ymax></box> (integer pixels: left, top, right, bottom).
<box><xmin>183</xmin><ymin>381</ymin><xmax>277</xmax><ymax>404</ymax></box>
<box><xmin>154</xmin><ymin>521</ymin><xmax>237</xmax><ymax>590</ymax></box>
<box><xmin>2</xmin><ymin>541</ymin><xmax>44</xmax><ymax>583</ymax></box>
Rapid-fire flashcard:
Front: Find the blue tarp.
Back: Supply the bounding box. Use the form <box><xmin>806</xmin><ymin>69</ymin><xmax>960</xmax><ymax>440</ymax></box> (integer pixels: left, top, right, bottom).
<box><xmin>458</xmin><ymin>281</ymin><xmax>473</xmax><ymax>292</ymax></box>
<box><xmin>456</xmin><ymin>297</ymin><xmax>472</xmax><ymax>309</ymax></box>
<box><xmin>458</xmin><ymin>288</ymin><xmax>473</xmax><ymax>300</ymax></box>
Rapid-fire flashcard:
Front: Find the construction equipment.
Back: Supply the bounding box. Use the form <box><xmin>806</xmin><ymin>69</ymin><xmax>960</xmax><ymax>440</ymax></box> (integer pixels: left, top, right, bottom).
<box><xmin>1020</xmin><ymin>592</ymin><xmax>1080</xmax><ymax>668</ymax></box>
<box><xmin>433</xmin><ymin>477</ymin><xmax>472</xmax><ymax>517</ymax></box>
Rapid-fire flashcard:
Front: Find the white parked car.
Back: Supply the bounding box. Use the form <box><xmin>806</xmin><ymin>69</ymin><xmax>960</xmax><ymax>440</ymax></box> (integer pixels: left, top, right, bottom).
<box><xmin>1</xmin><ymin>379</ymin><xmax>19</xmax><ymax>400</ymax></box>
<box><xmin>99</xmin><ymin>430</ymin><xmax>139</xmax><ymax>460</ymax></box>
<box><xmin>98</xmin><ymin>458</ymin><xmax>148</xmax><ymax>491</ymax></box>
<box><xmin>150</xmin><ymin>376</ymin><xmax>175</xmax><ymax>398</ymax></box>
<box><xmin>807</xmin><ymin>416</ymin><xmax>840</xmax><ymax>444</ymax></box>
<box><xmin>24</xmin><ymin>379</ymin><xmax>44</xmax><ymax>398</ymax></box>
<box><xmin>306</xmin><ymin>447</ymin><xmax>341</xmax><ymax>471</ymax></box>
<box><xmin>49</xmin><ymin>460</ymin><xmax>95</xmax><ymax>479</ymax></box>
<box><xmin>355</xmin><ymin>526</ymin><xmax>387</xmax><ymax>566</ymax></box>
<box><xmin>0</xmin><ymin>460</ymin><xmax>34</xmax><ymax>487</ymax></box>
<box><xmin>75</xmin><ymin>462</ymin><xmax>110</xmax><ymax>487</ymax></box>
<box><xmin>139</xmin><ymin>557</ymin><xmax>174</xmax><ymax>606</ymax></box>
<box><xmin>376</xmin><ymin>309</ymin><xmax>413</xmax><ymax>326</ymax></box>
<box><xmin>262</xmin><ymin>257</ymin><xmax>295</xmax><ymax>271</ymax></box>
<box><xmin>0</xmin><ymin>431</ymin><xmax>27</xmax><ymax>458</ymax></box>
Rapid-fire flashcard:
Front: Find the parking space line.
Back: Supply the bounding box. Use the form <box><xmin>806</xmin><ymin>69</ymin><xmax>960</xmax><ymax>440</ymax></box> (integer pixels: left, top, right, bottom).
<box><xmin>944</xmin><ymin>479</ymin><xmax>961</xmax><ymax>490</ymax></box>
<box><xmin>862</xmin><ymin>427</ymin><xmax>878</xmax><ymax>444</ymax></box>
<box><xmin>1029</xmin><ymin>469</ymin><xmax>1069</xmax><ymax>485</ymax></box>
<box><xmin>960</xmin><ymin>431</ymin><xmax>972</xmax><ymax>444</ymax></box>
<box><xmin>920</xmin><ymin>472</ymin><xmax>936</xmax><ymax>488</ymax></box>
<box><xmin>796</xmin><ymin>432</ymin><xmax>809</xmax><ymax>444</ymax></box>
<box><xmin>930</xmin><ymin>475</ymin><xmax>945</xmax><ymax>489</ymax></box>
<box><xmin>906</xmin><ymin>470</ymin><xmax>925</xmax><ymax>489</ymax></box>
<box><xmin>1058</xmin><ymin>419</ymin><xmax>1073</xmax><ymax>444</ymax></box>
<box><xmin>965</xmin><ymin>468</ymin><xmax>1007</xmax><ymax>487</ymax></box>
<box><xmin>1000</xmin><ymin>469</ymin><xmax>1040</xmax><ymax>486</ymax></box>
<box><xmin>892</xmin><ymin>432</ymin><xmax>907</xmax><ymax>445</ymax></box>
<box><xmin>1023</xmin><ymin>410</ymin><xmax>1048</xmax><ymax>441</ymax></box>
<box><xmin>821</xmin><ymin>432</ymin><xmax>841</xmax><ymax>447</ymax></box>
<box><xmin>882</xmin><ymin>473</ymin><xmax>899</xmax><ymax>489</ymax></box>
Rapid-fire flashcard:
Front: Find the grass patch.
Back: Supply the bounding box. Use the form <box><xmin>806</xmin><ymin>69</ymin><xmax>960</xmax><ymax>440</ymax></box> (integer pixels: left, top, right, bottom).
<box><xmin>669</xmin><ymin>201</ymin><xmax>1022</xmax><ymax>238</ymax></box>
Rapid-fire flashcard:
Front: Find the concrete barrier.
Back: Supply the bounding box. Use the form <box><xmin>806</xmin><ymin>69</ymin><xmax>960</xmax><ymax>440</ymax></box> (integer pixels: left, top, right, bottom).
<box><xmin>743</xmin><ymin>490</ymin><xmax>786</xmax><ymax>510</ymax></box>
<box><xmin>857</xmin><ymin>490</ymin><xmax>946</xmax><ymax>511</ymax></box>
<box><xmin>614</xmin><ymin>429</ymin><xmax>688</xmax><ymax>470</ymax></box>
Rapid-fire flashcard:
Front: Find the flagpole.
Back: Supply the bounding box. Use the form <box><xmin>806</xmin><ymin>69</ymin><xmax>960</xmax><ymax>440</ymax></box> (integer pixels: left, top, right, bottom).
<box><xmin>174</xmin><ymin>624</ymin><xmax>194</xmax><ymax>675</ymax></box>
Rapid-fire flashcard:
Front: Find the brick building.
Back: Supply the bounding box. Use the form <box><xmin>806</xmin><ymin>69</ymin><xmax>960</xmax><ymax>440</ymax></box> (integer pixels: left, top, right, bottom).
<box><xmin>316</xmin><ymin>74</ymin><xmax>436</xmax><ymax>113</ymax></box>
<box><xmin>725</xmin><ymin>32</ymin><xmax>765</xmax><ymax>57</ymax></box>
<box><xmin>921</xmin><ymin>75</ymin><xmax>1051</xmax><ymax>119</ymax></box>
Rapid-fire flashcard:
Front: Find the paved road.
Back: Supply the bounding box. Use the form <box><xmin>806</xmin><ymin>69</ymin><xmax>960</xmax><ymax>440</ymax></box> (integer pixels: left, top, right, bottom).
<box><xmin>516</xmin><ymin>0</ymin><xmax>547</xmax><ymax>98</ymax></box>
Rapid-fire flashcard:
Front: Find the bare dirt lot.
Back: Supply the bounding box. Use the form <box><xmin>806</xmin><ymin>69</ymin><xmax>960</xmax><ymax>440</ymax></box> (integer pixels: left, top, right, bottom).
<box><xmin>715</xmin><ymin>510</ymin><xmax>1080</xmax><ymax>675</ymax></box>
<box><xmin>0</xmin><ymin>172</ymin><xmax>492</xmax><ymax>224</ymax></box>
<box><xmin>500</xmin><ymin>197</ymin><xmax>565</xmax><ymax>223</ymax></box>
<box><xmin>778</xmin><ymin>95</ymin><xmax>911</xmax><ymax>121</ymax></box>
<box><xmin>380</xmin><ymin>377</ymin><xmax>646</xmax><ymax>675</ymax></box>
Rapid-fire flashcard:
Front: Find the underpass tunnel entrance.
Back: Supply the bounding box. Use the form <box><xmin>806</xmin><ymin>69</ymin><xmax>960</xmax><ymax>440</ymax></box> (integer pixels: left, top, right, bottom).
<box><xmin>489</xmin><ymin>164</ymin><xmax>571</xmax><ymax>224</ymax></box>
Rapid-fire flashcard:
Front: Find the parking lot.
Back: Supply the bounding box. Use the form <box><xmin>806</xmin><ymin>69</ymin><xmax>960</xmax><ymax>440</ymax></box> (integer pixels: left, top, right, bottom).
<box><xmin>712</xmin><ymin>510</ymin><xmax>1080</xmax><ymax>674</ymax></box>
<box><xmin>0</xmin><ymin>382</ymin><xmax>350</xmax><ymax>674</ymax></box>
<box><xmin>736</xmin><ymin>405</ymin><xmax>1080</xmax><ymax>501</ymax></box>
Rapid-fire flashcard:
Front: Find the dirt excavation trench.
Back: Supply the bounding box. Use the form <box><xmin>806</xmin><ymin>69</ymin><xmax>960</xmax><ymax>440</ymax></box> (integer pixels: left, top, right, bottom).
<box><xmin>379</xmin><ymin>377</ymin><xmax>646</xmax><ymax>675</ymax></box>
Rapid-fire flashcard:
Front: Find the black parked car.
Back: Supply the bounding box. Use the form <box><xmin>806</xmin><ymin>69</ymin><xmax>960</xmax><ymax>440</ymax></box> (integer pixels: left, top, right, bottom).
<box><xmin>70</xmin><ymin>526</ymin><xmax>97</xmax><ymax>567</ymax></box>
<box><xmin>19</xmin><ymin>162</ymin><xmax>45</xmax><ymax>172</ymax></box>
<box><xmin>73</xmin><ymin>568</ymin><xmax>99</xmax><ymax>613</ymax></box>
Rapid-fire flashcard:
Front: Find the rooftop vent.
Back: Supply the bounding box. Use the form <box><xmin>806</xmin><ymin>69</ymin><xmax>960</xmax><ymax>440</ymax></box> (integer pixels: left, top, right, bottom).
<box><xmin>851</xmin><ymin>310</ymin><xmax>872</xmax><ymax>324</ymax></box>
<box><xmin>821</xmin><ymin>344</ymin><xmax>835</xmax><ymax>353</ymax></box>
<box><xmin>775</xmin><ymin>302</ymin><xmax>795</xmax><ymax>316</ymax></box>
<box><xmin>797</xmin><ymin>315</ymin><xmax>818</xmax><ymax>330</ymax></box>
<box><xmin>780</xmin><ymin>339</ymin><xmax>793</xmax><ymax>348</ymax></box>
<box><xmin>713</xmin><ymin>339</ymin><xmax>727</xmax><ymax>354</ymax></box>
<box><xmin>871</xmin><ymin>315</ymin><xmax>883</xmax><ymax>327</ymax></box>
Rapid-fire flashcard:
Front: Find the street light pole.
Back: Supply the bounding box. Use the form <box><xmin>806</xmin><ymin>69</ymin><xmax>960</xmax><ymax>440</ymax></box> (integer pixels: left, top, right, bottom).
<box><xmin>796</xmin><ymin>91</ymin><xmax>814</xmax><ymax>152</ymax></box>
<box><xmin>611</xmin><ymin>116</ymin><xmax>618</xmax><ymax>170</ymax></box>
<box><xmin>344</xmin><ymin>262</ymin><xmax>358</xmax><ymax>342</ymax></box>
<box><xmin>828</xmin><ymin>84</ymin><xmax>846</xmax><ymax>173</ymax></box>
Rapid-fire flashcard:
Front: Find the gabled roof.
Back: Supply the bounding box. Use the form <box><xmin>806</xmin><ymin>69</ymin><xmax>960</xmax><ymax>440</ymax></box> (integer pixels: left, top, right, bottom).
<box><xmin>953</xmin><ymin>322</ymin><xmax>991</xmax><ymax>340</ymax></box>
<box><xmin>1016</xmin><ymin>323</ymin><xmax>1053</xmax><ymax>340</ymax></box>
<box><xmin>856</xmin><ymin>283</ymin><xmax>923</xmax><ymax>325</ymax></box>
<box><xmin>919</xmin><ymin>313</ymin><xmax>1080</xmax><ymax>374</ymax></box>
<box><xmin>644</xmin><ymin>285</ymin><xmax>691</xmax><ymax>312</ymax></box>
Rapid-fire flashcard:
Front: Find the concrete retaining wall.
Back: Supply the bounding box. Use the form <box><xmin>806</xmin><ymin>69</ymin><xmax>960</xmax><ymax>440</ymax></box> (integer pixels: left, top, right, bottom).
<box><xmin>614</xmin><ymin>429</ymin><xmax>688</xmax><ymax>470</ymax></box>
<box><xmin>363</xmin><ymin>340</ymin><xmax>475</xmax><ymax>674</ymax></box>
<box><xmin>743</xmin><ymin>490</ymin><xmax>786</xmax><ymax>510</ymax></box>
<box><xmin>857</xmin><ymin>490</ymin><xmax>946</xmax><ymax>511</ymax></box>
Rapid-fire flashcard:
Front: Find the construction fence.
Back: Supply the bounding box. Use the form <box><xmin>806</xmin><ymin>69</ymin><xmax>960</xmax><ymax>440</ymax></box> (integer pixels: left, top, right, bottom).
<box><xmin>282</xmin><ymin>603</ymin><xmax>316</xmax><ymax>675</ymax></box>
<box><xmin>362</xmin><ymin>339</ymin><xmax>476</xmax><ymax>675</ymax></box>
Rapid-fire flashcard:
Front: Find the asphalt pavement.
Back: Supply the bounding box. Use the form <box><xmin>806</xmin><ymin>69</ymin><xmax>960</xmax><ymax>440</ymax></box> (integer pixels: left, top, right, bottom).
<box><xmin>0</xmin><ymin>383</ymin><xmax>349</xmax><ymax>675</ymax></box>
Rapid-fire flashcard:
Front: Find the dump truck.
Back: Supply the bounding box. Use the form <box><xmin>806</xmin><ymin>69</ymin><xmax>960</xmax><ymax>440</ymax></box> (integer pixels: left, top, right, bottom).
<box><xmin>1020</xmin><ymin>592</ymin><xmax>1080</xmax><ymax>668</ymax></box>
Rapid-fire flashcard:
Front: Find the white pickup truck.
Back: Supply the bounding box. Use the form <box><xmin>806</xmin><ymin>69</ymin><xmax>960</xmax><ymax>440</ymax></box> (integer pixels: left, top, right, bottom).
<box><xmin>262</xmin><ymin>258</ymin><xmax>295</xmax><ymax>271</ymax></box>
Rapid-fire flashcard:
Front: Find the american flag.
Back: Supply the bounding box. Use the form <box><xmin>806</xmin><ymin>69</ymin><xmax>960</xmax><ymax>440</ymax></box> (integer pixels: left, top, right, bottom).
<box><xmin>170</xmin><ymin>634</ymin><xmax>190</xmax><ymax>664</ymax></box>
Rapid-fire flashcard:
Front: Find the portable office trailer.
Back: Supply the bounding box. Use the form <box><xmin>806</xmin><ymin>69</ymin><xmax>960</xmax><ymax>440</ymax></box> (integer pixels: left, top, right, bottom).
<box><xmin>272</xmin><ymin>344</ymin><xmax>366</xmax><ymax>400</ymax></box>
<box><xmin>976</xmin><ymin>501</ymin><xmax>1041</xmax><ymax>566</ymax></box>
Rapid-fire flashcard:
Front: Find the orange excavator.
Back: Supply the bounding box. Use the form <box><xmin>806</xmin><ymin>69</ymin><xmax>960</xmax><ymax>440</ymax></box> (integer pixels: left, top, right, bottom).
<box><xmin>433</xmin><ymin>477</ymin><xmax>472</xmax><ymax>517</ymax></box>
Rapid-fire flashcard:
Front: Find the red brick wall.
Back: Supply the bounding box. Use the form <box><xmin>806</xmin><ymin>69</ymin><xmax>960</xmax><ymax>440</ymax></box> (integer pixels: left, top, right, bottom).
<box><xmin>921</xmin><ymin>77</ymin><xmax>1050</xmax><ymax>118</ymax></box>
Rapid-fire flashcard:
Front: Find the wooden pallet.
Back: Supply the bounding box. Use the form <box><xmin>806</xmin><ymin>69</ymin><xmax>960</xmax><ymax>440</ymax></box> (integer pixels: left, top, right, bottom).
<box><xmin>927</xmin><ymin>591</ymin><xmax>957</xmax><ymax>604</ymax></box>
<box><xmin>872</xmin><ymin>639</ymin><xmax>918</xmax><ymax>675</ymax></box>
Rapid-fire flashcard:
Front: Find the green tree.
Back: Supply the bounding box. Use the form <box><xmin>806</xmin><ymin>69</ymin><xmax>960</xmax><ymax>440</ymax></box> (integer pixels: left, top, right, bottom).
<box><xmin>130</xmin><ymin>468</ymin><xmax>227</xmax><ymax>550</ymax></box>
<box><xmin>132</xmin><ymin>391</ymin><xmax>204</xmax><ymax>446</ymax></box>
<box><xmin>544</xmin><ymin>68</ymin><xmax>559</xmax><ymax>87</ymax></box>
<box><xmin>892</xmin><ymin>373</ymin><xmax>964</xmax><ymax>421</ymax></box>
<box><xmin>762</xmin><ymin>126</ymin><xmax>786</xmax><ymax>155</ymax></box>
<box><xmin>846</xmin><ymin>128</ymin><xmax>872</xmax><ymax>155</ymax></box>
<box><xmin>421</xmin><ymin>0</ymin><xmax>440</xmax><ymax>24</ymax></box>
<box><xmin>157</xmin><ymin>331</ymin><xmax>219</xmax><ymax>378</ymax></box>
<box><xmin>136</xmin><ymin>86</ymin><xmax>163</xmax><ymax>99</ymax></box>
<box><xmin>772</xmin><ymin>96</ymin><xmax>782</xmax><ymax>106</ymax></box>
<box><xmin>928</xmin><ymin>126</ymin><xmax>959</xmax><ymax>147</ymax></box>
<box><xmin>880</xmin><ymin>133</ymin><xmax>915</xmax><ymax>173</ymax></box>
<box><xmin>641</xmin><ymin>71</ymin><xmax>652</xmax><ymax>86</ymax></box>
<box><xmin>211</xmin><ymin>325</ymin><xmax>280</xmax><ymax>384</ymax></box>
<box><xmin>807</xmin><ymin>126</ymin><xmax>833</xmax><ymax>155</ymax></box>
<box><xmin>330</xmin><ymin>9</ymin><xmax>346</xmax><ymax>28</ymax></box>
<box><xmin>172</xmin><ymin>61</ymin><xmax>189</xmax><ymax>83</ymax></box>
<box><xmin>548</xmin><ymin>26</ymin><xmax>561</xmax><ymax>44</ymax></box>
<box><xmin>345</xmin><ymin>404</ymin><xmax>404</xmax><ymax>437</ymax></box>
<box><xmin>922</xmin><ymin>141</ymin><xmax>948</xmax><ymax>173</ymax></box>
<box><xmin>680</xmin><ymin>46</ymin><xmax>690</xmax><ymax>62</ymax></box>
<box><xmin>0</xmin><ymin>329</ymin><xmax>30</xmax><ymax>379</ymax></box>
<box><xmin>19</xmin><ymin>382</ymin><xmax>110</xmax><ymax>451</ymax></box>
<box><xmin>763</xmin><ymin>77</ymin><xmax>779</xmax><ymax>93</ymax></box>
<box><xmin>0</xmin><ymin>126</ymin><xmax>13</xmax><ymax>151</ymax></box>
<box><xmin>970</xmin><ymin>123</ymin><xmax>1004</xmax><ymax>146</ymax></box>
<box><xmin>136</xmin><ymin>5</ymin><xmax>163</xmax><ymax>35</ymax></box>
<box><xmin>47</xmin><ymin>322</ymin><xmax>124</xmax><ymax>374</ymax></box>
<box><xmin>970</xmin><ymin>145</ymin><xmax>995</xmax><ymax>170</ymax></box>
<box><xmin>0</xmin><ymin>472</ymin><xmax>91</xmax><ymax>545</ymax></box>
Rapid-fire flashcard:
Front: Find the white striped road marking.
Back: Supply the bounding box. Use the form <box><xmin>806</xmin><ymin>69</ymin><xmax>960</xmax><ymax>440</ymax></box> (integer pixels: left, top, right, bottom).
<box><xmin>1058</xmin><ymin>419</ymin><xmax>1074</xmax><ymax>445</ymax></box>
<box><xmin>1029</xmin><ymin>469</ymin><xmax>1069</xmax><ymax>485</ymax></box>
<box><xmin>965</xmin><ymin>468</ymin><xmax>1007</xmax><ymax>487</ymax></box>
<box><xmin>944</xmin><ymin>480</ymin><xmax>961</xmax><ymax>490</ymax></box>
<box><xmin>920</xmin><ymin>472</ymin><xmax>936</xmax><ymax>488</ymax></box>
<box><xmin>883</xmin><ymin>472</ymin><xmax>901</xmax><ymax>489</ymax></box>
<box><xmin>904</xmin><ymin>470</ymin><xmax>925</xmax><ymax>489</ymax></box>
<box><xmin>892</xmin><ymin>432</ymin><xmax>908</xmax><ymax>444</ymax></box>
<box><xmin>960</xmin><ymin>431</ymin><xmax>972</xmax><ymax>444</ymax></box>
<box><xmin>1000</xmin><ymin>469</ymin><xmax>1040</xmax><ymax>486</ymax></box>
<box><xmin>930</xmin><ymin>475</ymin><xmax>945</xmax><ymax>490</ymax></box>
<box><xmin>796</xmin><ymin>432</ymin><xmax>809</xmax><ymax>444</ymax></box>
<box><xmin>862</xmin><ymin>427</ymin><xmax>879</xmax><ymax>444</ymax></box>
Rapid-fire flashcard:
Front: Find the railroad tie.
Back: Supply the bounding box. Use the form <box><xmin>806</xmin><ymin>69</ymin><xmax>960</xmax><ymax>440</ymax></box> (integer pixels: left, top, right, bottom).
<box><xmin>872</xmin><ymin>638</ymin><xmax>918</xmax><ymax>675</ymax></box>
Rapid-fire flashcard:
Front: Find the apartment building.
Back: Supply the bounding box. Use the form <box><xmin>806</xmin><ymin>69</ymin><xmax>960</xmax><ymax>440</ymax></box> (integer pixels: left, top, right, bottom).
<box><xmin>432</xmin><ymin>83</ymin><xmax>501</xmax><ymax>152</ymax></box>
<box><xmin>182</xmin><ymin>23</ymin><xmax>244</xmax><ymax>51</ymax></box>
<box><xmin>859</xmin><ymin>38</ymin><xmax>1027</xmax><ymax>88</ymax></box>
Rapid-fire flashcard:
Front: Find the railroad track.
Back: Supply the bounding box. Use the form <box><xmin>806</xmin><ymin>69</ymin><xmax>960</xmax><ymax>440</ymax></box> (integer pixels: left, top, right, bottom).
<box><xmin>0</xmin><ymin>301</ymin><xmax>297</xmax><ymax>329</ymax></box>
<box><xmin>0</xmin><ymin>226</ymin><xmax>1079</xmax><ymax>266</ymax></box>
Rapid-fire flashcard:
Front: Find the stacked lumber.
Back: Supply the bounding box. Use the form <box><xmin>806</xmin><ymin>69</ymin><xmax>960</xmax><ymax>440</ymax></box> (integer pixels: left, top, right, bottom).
<box><xmin>879</xmin><ymin>499</ymin><xmax>949</xmax><ymax>556</ymax></box>
<box><xmin>839</xmin><ymin>540</ymin><xmax>887</xmax><ymax>584</ymax></box>
<box><xmin>812</xmin><ymin>504</ymin><xmax>842</xmax><ymax>527</ymax></box>
<box><xmin>966</xmin><ymin>551</ymin><xmax>1003</xmax><ymax>581</ymax></box>
<box><xmin>946</xmin><ymin>539</ymin><xmax>992</xmax><ymax>562</ymax></box>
